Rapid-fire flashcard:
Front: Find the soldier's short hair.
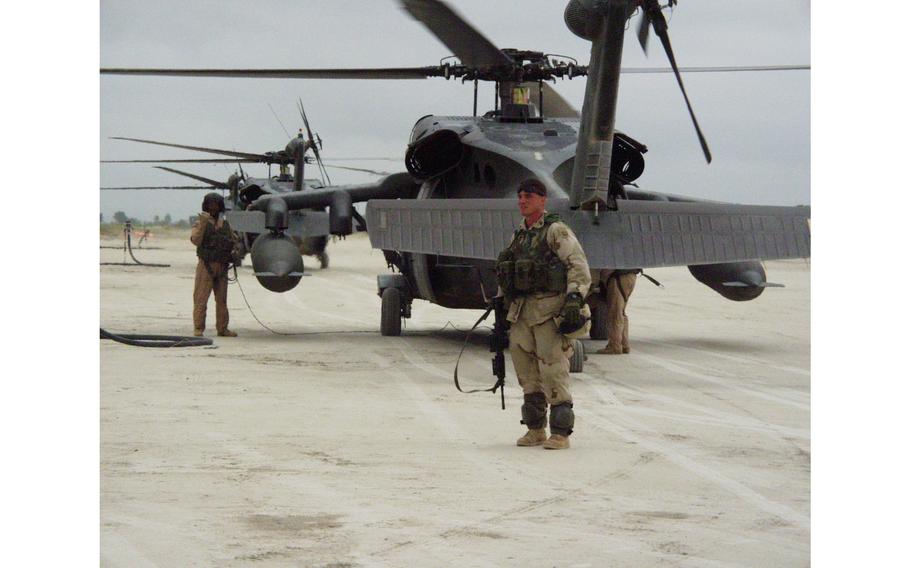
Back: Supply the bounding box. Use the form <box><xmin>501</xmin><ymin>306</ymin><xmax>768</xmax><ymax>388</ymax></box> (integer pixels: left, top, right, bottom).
<box><xmin>517</xmin><ymin>178</ymin><xmax>547</xmax><ymax>197</ymax></box>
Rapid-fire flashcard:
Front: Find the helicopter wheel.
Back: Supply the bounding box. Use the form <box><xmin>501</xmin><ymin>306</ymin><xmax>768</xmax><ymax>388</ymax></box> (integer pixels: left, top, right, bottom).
<box><xmin>380</xmin><ymin>287</ymin><xmax>402</xmax><ymax>336</ymax></box>
<box><xmin>569</xmin><ymin>339</ymin><xmax>585</xmax><ymax>373</ymax></box>
<box><xmin>589</xmin><ymin>305</ymin><xmax>608</xmax><ymax>340</ymax></box>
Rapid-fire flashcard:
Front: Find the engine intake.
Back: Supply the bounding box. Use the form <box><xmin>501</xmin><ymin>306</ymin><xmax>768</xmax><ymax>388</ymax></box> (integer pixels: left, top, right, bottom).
<box><xmin>405</xmin><ymin>129</ymin><xmax>465</xmax><ymax>180</ymax></box>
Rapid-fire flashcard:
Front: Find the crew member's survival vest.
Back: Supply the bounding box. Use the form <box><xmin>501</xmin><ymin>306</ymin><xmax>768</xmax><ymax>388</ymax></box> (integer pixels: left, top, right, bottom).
<box><xmin>197</xmin><ymin>220</ymin><xmax>235</xmax><ymax>264</ymax></box>
<box><xmin>496</xmin><ymin>213</ymin><xmax>567</xmax><ymax>297</ymax></box>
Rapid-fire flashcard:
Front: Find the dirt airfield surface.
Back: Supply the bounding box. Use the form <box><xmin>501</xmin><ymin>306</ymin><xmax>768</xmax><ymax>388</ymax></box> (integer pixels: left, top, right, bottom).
<box><xmin>101</xmin><ymin>231</ymin><xmax>809</xmax><ymax>567</ymax></box>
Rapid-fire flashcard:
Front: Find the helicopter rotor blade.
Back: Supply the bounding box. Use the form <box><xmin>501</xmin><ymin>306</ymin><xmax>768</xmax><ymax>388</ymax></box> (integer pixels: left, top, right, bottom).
<box><xmin>102</xmin><ymin>158</ymin><xmax>259</xmax><ymax>164</ymax></box>
<box><xmin>318</xmin><ymin>157</ymin><xmax>404</xmax><ymax>161</ymax></box>
<box><xmin>401</xmin><ymin>0</ymin><xmax>513</xmax><ymax>68</ymax></box>
<box><xmin>101</xmin><ymin>67</ymin><xmax>441</xmax><ymax>79</ymax></box>
<box><xmin>297</xmin><ymin>99</ymin><xmax>333</xmax><ymax>185</ymax></box>
<box><xmin>111</xmin><ymin>137</ymin><xmax>270</xmax><ymax>162</ymax></box>
<box><xmin>641</xmin><ymin>2</ymin><xmax>712</xmax><ymax>163</ymax></box>
<box><xmin>154</xmin><ymin>166</ymin><xmax>230</xmax><ymax>189</ymax></box>
<box><xmin>101</xmin><ymin>185</ymin><xmax>214</xmax><ymax>190</ymax></box>
<box><xmin>297</xmin><ymin>99</ymin><xmax>315</xmax><ymax>147</ymax></box>
<box><xmin>621</xmin><ymin>64</ymin><xmax>810</xmax><ymax>74</ymax></box>
<box><xmin>527</xmin><ymin>82</ymin><xmax>579</xmax><ymax>118</ymax></box>
<box><xmin>322</xmin><ymin>163</ymin><xmax>392</xmax><ymax>176</ymax></box>
<box><xmin>637</xmin><ymin>7</ymin><xmax>652</xmax><ymax>53</ymax></box>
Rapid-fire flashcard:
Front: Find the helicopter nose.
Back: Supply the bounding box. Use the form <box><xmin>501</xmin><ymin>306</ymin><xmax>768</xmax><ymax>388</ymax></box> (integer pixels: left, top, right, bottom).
<box><xmin>250</xmin><ymin>232</ymin><xmax>305</xmax><ymax>293</ymax></box>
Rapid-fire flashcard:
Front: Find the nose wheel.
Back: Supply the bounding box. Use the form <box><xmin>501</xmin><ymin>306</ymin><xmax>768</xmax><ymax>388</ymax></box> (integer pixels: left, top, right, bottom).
<box><xmin>569</xmin><ymin>339</ymin><xmax>585</xmax><ymax>373</ymax></box>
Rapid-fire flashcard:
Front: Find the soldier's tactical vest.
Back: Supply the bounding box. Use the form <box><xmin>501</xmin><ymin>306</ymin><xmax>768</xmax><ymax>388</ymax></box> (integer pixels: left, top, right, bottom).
<box><xmin>197</xmin><ymin>220</ymin><xmax>235</xmax><ymax>264</ymax></box>
<box><xmin>496</xmin><ymin>213</ymin><xmax>567</xmax><ymax>297</ymax></box>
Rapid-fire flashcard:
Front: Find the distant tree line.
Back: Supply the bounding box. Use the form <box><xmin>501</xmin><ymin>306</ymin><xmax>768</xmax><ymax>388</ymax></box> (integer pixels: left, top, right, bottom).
<box><xmin>103</xmin><ymin>211</ymin><xmax>191</xmax><ymax>228</ymax></box>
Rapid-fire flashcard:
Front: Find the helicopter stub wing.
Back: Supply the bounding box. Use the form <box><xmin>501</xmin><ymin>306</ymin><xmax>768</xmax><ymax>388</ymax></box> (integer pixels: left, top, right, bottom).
<box><xmin>366</xmin><ymin>198</ymin><xmax>810</xmax><ymax>269</ymax></box>
<box><xmin>252</xmin><ymin>173</ymin><xmax>419</xmax><ymax>212</ymax></box>
<box><xmin>225</xmin><ymin>210</ymin><xmax>329</xmax><ymax>238</ymax></box>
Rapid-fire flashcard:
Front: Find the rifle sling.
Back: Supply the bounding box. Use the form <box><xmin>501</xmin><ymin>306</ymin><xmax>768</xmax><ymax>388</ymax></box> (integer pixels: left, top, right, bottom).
<box><xmin>453</xmin><ymin>307</ymin><xmax>503</xmax><ymax>395</ymax></box>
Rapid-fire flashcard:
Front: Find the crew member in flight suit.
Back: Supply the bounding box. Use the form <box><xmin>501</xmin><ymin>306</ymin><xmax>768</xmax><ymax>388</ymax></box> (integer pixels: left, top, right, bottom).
<box><xmin>496</xmin><ymin>179</ymin><xmax>592</xmax><ymax>450</ymax></box>
<box><xmin>190</xmin><ymin>193</ymin><xmax>239</xmax><ymax>337</ymax></box>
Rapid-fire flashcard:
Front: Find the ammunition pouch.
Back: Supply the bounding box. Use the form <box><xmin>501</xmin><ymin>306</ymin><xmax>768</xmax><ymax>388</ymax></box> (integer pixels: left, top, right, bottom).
<box><xmin>495</xmin><ymin>249</ymin><xmax>515</xmax><ymax>295</ymax></box>
<box><xmin>514</xmin><ymin>258</ymin><xmax>534</xmax><ymax>292</ymax></box>
<box><xmin>197</xmin><ymin>222</ymin><xmax>236</xmax><ymax>264</ymax></box>
<box><xmin>496</xmin><ymin>255</ymin><xmax>567</xmax><ymax>297</ymax></box>
<box><xmin>520</xmin><ymin>392</ymin><xmax>548</xmax><ymax>430</ymax></box>
<box><xmin>549</xmin><ymin>402</ymin><xmax>574</xmax><ymax>436</ymax></box>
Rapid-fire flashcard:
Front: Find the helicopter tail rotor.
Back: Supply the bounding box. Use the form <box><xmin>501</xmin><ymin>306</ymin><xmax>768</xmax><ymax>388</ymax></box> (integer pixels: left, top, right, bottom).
<box><xmin>636</xmin><ymin>0</ymin><xmax>710</xmax><ymax>163</ymax></box>
<box><xmin>297</xmin><ymin>98</ymin><xmax>332</xmax><ymax>185</ymax></box>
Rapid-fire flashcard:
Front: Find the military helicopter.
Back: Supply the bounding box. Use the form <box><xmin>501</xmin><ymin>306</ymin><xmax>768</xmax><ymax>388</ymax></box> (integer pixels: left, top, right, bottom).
<box><xmin>102</xmin><ymin>101</ymin><xmax>417</xmax><ymax>280</ymax></box>
<box><xmin>101</xmin><ymin>0</ymin><xmax>810</xmax><ymax>337</ymax></box>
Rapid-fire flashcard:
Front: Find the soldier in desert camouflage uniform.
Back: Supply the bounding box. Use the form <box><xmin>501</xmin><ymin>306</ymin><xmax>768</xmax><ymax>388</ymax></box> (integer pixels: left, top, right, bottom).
<box><xmin>591</xmin><ymin>269</ymin><xmax>638</xmax><ymax>354</ymax></box>
<box><xmin>496</xmin><ymin>179</ymin><xmax>591</xmax><ymax>450</ymax></box>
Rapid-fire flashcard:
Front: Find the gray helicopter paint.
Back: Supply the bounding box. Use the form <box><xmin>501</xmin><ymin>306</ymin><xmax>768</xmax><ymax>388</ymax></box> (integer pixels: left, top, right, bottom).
<box><xmin>366</xmin><ymin>198</ymin><xmax>810</xmax><ymax>270</ymax></box>
<box><xmin>226</xmin><ymin>209</ymin><xmax>329</xmax><ymax>238</ymax></box>
<box><xmin>411</xmin><ymin>114</ymin><xmax>580</xmax><ymax>195</ymax></box>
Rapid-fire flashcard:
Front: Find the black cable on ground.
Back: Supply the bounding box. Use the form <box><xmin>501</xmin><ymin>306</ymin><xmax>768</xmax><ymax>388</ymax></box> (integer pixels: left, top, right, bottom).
<box><xmin>100</xmin><ymin>328</ymin><xmax>212</xmax><ymax>347</ymax></box>
<box><xmin>100</xmin><ymin>223</ymin><xmax>169</xmax><ymax>267</ymax></box>
<box><xmin>232</xmin><ymin>266</ymin><xmax>474</xmax><ymax>337</ymax></box>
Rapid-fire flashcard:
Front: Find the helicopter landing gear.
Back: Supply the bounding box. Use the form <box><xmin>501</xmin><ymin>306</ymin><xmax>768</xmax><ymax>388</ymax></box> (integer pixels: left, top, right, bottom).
<box><xmin>378</xmin><ymin>274</ymin><xmax>412</xmax><ymax>336</ymax></box>
<box><xmin>589</xmin><ymin>304</ymin><xmax>607</xmax><ymax>340</ymax></box>
<box><xmin>569</xmin><ymin>339</ymin><xmax>586</xmax><ymax>374</ymax></box>
<box><xmin>381</xmin><ymin>288</ymin><xmax>402</xmax><ymax>336</ymax></box>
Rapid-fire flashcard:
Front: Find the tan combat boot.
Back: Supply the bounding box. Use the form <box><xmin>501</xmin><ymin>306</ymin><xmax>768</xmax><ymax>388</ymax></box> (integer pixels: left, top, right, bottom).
<box><xmin>543</xmin><ymin>434</ymin><xmax>570</xmax><ymax>450</ymax></box>
<box><xmin>596</xmin><ymin>343</ymin><xmax>623</xmax><ymax>355</ymax></box>
<box><xmin>218</xmin><ymin>329</ymin><xmax>238</xmax><ymax>337</ymax></box>
<box><xmin>193</xmin><ymin>329</ymin><xmax>204</xmax><ymax>337</ymax></box>
<box><xmin>516</xmin><ymin>428</ymin><xmax>548</xmax><ymax>447</ymax></box>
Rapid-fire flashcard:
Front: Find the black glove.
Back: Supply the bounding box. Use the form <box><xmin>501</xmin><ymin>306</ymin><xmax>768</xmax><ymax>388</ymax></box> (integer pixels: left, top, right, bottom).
<box><xmin>558</xmin><ymin>292</ymin><xmax>585</xmax><ymax>335</ymax></box>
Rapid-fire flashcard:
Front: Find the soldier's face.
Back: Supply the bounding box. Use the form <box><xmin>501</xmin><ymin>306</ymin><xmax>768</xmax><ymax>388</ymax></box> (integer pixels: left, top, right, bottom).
<box><xmin>518</xmin><ymin>191</ymin><xmax>546</xmax><ymax>218</ymax></box>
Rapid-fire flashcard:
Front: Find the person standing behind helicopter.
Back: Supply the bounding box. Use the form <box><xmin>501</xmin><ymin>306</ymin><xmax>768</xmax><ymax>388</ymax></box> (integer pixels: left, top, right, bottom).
<box><xmin>190</xmin><ymin>193</ymin><xmax>239</xmax><ymax>337</ymax></box>
<box><xmin>591</xmin><ymin>268</ymin><xmax>638</xmax><ymax>354</ymax></box>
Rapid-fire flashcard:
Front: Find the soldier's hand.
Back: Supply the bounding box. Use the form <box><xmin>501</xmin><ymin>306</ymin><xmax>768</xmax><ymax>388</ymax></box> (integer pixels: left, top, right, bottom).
<box><xmin>558</xmin><ymin>292</ymin><xmax>585</xmax><ymax>335</ymax></box>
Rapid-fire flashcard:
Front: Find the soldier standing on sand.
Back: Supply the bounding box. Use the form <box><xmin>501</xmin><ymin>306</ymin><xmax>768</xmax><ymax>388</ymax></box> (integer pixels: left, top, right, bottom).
<box><xmin>592</xmin><ymin>269</ymin><xmax>638</xmax><ymax>354</ymax></box>
<box><xmin>190</xmin><ymin>193</ymin><xmax>238</xmax><ymax>338</ymax></box>
<box><xmin>496</xmin><ymin>179</ymin><xmax>592</xmax><ymax>450</ymax></box>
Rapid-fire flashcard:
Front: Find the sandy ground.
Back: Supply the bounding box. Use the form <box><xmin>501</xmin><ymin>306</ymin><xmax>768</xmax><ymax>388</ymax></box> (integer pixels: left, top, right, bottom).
<box><xmin>101</xmin><ymin>231</ymin><xmax>810</xmax><ymax>567</ymax></box>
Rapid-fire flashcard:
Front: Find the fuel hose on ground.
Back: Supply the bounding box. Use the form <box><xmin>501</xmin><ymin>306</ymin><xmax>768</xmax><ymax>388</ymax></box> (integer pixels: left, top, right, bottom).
<box><xmin>100</xmin><ymin>328</ymin><xmax>213</xmax><ymax>347</ymax></box>
<box><xmin>100</xmin><ymin>222</ymin><xmax>170</xmax><ymax>268</ymax></box>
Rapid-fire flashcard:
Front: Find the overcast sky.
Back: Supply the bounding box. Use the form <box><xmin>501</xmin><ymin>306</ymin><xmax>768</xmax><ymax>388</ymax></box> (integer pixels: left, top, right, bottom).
<box><xmin>100</xmin><ymin>0</ymin><xmax>810</xmax><ymax>222</ymax></box>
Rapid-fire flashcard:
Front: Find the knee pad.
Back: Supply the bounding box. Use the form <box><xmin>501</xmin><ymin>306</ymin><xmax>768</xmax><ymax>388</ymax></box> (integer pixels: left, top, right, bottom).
<box><xmin>520</xmin><ymin>392</ymin><xmax>548</xmax><ymax>429</ymax></box>
<box><xmin>549</xmin><ymin>402</ymin><xmax>574</xmax><ymax>436</ymax></box>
